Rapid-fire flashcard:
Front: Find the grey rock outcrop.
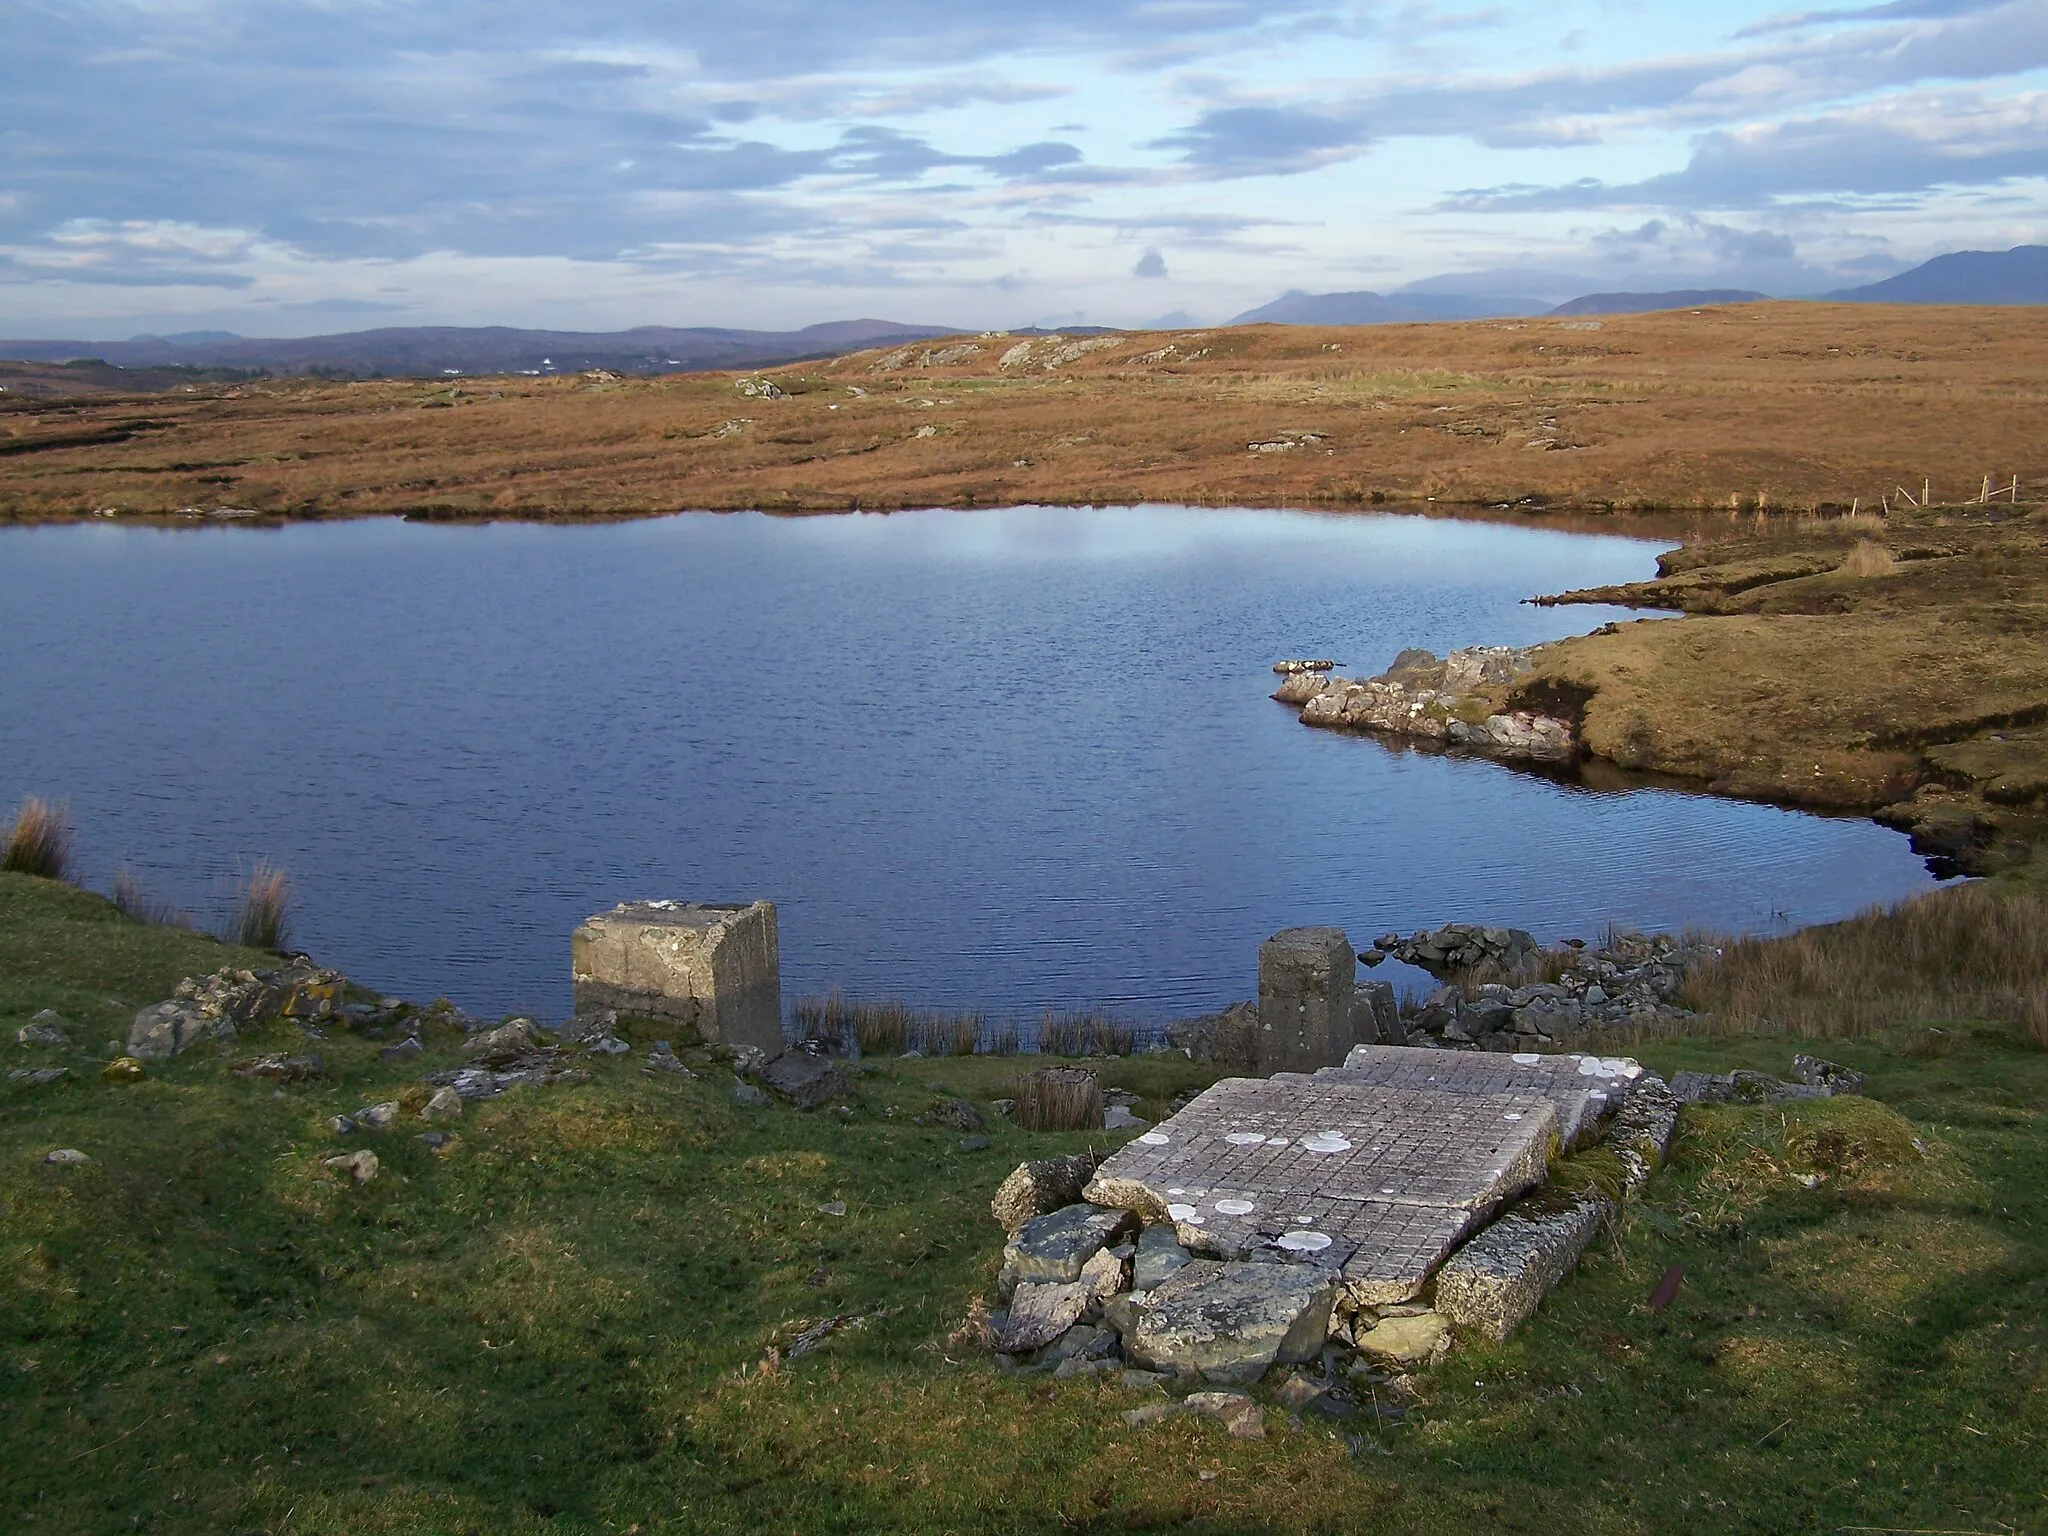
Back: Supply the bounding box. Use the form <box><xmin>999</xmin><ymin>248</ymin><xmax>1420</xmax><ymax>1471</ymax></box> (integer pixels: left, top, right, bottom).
<box><xmin>1162</xmin><ymin>1001</ymin><xmax>1260</xmax><ymax>1070</ymax></box>
<box><xmin>1279</xmin><ymin>646</ymin><xmax>1577</xmax><ymax>764</ymax></box>
<box><xmin>1121</xmin><ymin>1259</ymin><xmax>1335</xmax><ymax>1385</ymax></box>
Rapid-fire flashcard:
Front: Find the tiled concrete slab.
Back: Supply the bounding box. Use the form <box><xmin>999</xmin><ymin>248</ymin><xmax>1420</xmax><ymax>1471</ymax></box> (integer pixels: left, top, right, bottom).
<box><xmin>1085</xmin><ymin>1074</ymin><xmax>1559</xmax><ymax>1304</ymax></box>
<box><xmin>1324</xmin><ymin>1043</ymin><xmax>1643</xmax><ymax>1149</ymax></box>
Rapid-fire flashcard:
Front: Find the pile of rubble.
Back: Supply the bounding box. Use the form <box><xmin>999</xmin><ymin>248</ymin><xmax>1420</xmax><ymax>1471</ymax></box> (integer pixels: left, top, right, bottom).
<box><xmin>1371</xmin><ymin>923</ymin><xmax>1716</xmax><ymax>1047</ymax></box>
<box><xmin>977</xmin><ymin>1045</ymin><xmax>1681</xmax><ymax>1414</ymax></box>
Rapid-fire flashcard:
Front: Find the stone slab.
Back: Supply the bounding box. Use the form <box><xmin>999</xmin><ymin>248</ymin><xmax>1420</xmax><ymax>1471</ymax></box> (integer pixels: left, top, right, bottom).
<box><xmin>1085</xmin><ymin>1074</ymin><xmax>1559</xmax><ymax>1304</ymax></box>
<box><xmin>571</xmin><ymin>899</ymin><xmax>781</xmax><ymax>1053</ymax></box>
<box><xmin>1434</xmin><ymin>1194</ymin><xmax>1607</xmax><ymax>1341</ymax></box>
<box><xmin>1327</xmin><ymin>1043</ymin><xmax>1643</xmax><ymax>1149</ymax></box>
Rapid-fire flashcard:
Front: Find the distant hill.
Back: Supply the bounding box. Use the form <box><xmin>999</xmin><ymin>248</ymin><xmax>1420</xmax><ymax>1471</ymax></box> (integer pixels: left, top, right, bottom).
<box><xmin>1551</xmin><ymin>289</ymin><xmax>1769</xmax><ymax>316</ymax></box>
<box><xmin>1827</xmin><ymin>246</ymin><xmax>2048</xmax><ymax>305</ymax></box>
<box><xmin>1230</xmin><ymin>290</ymin><xmax>1542</xmax><ymax>325</ymax></box>
<box><xmin>0</xmin><ymin>319</ymin><xmax>960</xmax><ymax>380</ymax></box>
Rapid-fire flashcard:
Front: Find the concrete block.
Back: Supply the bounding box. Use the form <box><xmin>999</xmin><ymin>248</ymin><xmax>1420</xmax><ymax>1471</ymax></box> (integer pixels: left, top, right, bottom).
<box><xmin>1257</xmin><ymin>926</ymin><xmax>1354</xmax><ymax>1073</ymax></box>
<box><xmin>572</xmin><ymin>900</ymin><xmax>781</xmax><ymax>1053</ymax></box>
<box><xmin>1434</xmin><ymin>1193</ymin><xmax>1607</xmax><ymax>1340</ymax></box>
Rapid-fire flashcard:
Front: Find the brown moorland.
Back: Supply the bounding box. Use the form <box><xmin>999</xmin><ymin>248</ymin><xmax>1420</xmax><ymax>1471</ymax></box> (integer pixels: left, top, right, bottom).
<box><xmin>1</xmin><ymin>302</ymin><xmax>2044</xmax><ymax>520</ymax></box>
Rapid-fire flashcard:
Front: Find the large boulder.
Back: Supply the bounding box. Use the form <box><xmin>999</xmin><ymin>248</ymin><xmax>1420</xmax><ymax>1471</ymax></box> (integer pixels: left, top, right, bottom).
<box><xmin>1121</xmin><ymin>1259</ymin><xmax>1335</xmax><ymax>1385</ymax></box>
<box><xmin>1162</xmin><ymin>1001</ymin><xmax>1260</xmax><ymax>1071</ymax></box>
<box><xmin>999</xmin><ymin>1203</ymin><xmax>1136</xmax><ymax>1294</ymax></box>
<box><xmin>753</xmin><ymin>1051</ymin><xmax>850</xmax><ymax>1110</ymax></box>
<box><xmin>991</xmin><ymin>1154</ymin><xmax>1101</xmax><ymax>1234</ymax></box>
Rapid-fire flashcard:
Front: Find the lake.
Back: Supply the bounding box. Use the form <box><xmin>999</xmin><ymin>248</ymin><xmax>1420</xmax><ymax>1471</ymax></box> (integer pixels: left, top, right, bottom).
<box><xmin>0</xmin><ymin>506</ymin><xmax>1940</xmax><ymax>1022</ymax></box>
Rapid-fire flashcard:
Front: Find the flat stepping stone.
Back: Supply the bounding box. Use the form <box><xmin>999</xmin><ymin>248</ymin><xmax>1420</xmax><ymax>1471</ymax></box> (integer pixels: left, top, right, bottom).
<box><xmin>1086</xmin><ymin>1075</ymin><xmax>1559</xmax><ymax>1304</ymax></box>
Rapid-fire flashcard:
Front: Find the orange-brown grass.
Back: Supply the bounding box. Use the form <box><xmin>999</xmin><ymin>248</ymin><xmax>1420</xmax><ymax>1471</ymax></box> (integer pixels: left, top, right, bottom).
<box><xmin>2</xmin><ymin>795</ymin><xmax>70</xmax><ymax>880</ymax></box>
<box><xmin>1011</xmin><ymin>1064</ymin><xmax>1103</xmax><ymax>1131</ymax></box>
<box><xmin>227</xmin><ymin>859</ymin><xmax>291</xmax><ymax>951</ymax></box>
<box><xmin>1683</xmin><ymin>881</ymin><xmax>2048</xmax><ymax>1037</ymax></box>
<box><xmin>4</xmin><ymin>302</ymin><xmax>2046</xmax><ymax>520</ymax></box>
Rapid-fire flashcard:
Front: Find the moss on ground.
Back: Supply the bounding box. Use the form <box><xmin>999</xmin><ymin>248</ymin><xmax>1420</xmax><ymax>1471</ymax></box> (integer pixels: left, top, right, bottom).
<box><xmin>3</xmin><ymin>871</ymin><xmax>2045</xmax><ymax>1533</ymax></box>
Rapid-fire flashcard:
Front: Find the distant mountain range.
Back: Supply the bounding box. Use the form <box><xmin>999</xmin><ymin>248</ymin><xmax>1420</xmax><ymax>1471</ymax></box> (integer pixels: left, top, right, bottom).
<box><xmin>0</xmin><ymin>319</ymin><xmax>958</xmax><ymax>379</ymax></box>
<box><xmin>1827</xmin><ymin>245</ymin><xmax>2048</xmax><ymax>305</ymax></box>
<box><xmin>1550</xmin><ymin>289</ymin><xmax>1769</xmax><ymax>316</ymax></box>
<box><xmin>1234</xmin><ymin>245</ymin><xmax>2048</xmax><ymax>326</ymax></box>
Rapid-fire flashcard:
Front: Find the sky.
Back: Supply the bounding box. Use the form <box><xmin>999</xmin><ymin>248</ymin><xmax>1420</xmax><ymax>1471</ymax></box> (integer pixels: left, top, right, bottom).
<box><xmin>3</xmin><ymin>0</ymin><xmax>2046</xmax><ymax>337</ymax></box>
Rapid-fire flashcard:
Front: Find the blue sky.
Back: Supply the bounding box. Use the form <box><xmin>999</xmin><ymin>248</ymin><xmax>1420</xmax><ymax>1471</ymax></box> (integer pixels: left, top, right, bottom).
<box><xmin>3</xmin><ymin>0</ymin><xmax>2045</xmax><ymax>336</ymax></box>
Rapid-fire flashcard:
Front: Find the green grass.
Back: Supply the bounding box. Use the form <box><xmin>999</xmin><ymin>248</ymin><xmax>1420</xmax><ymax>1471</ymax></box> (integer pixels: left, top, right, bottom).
<box><xmin>3</xmin><ymin>870</ymin><xmax>2045</xmax><ymax>1533</ymax></box>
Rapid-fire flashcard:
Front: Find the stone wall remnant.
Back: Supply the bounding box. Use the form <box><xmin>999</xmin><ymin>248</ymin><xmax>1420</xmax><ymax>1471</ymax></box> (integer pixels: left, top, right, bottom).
<box><xmin>571</xmin><ymin>899</ymin><xmax>781</xmax><ymax>1053</ymax></box>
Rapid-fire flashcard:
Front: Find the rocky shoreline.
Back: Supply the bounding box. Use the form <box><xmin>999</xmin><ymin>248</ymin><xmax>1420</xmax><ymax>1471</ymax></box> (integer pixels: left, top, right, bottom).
<box><xmin>1273</xmin><ymin>646</ymin><xmax>1580</xmax><ymax>765</ymax></box>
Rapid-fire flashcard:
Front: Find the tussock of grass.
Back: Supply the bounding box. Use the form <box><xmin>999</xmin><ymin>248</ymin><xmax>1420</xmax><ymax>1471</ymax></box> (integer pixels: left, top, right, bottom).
<box><xmin>111</xmin><ymin>863</ymin><xmax>192</xmax><ymax>929</ymax></box>
<box><xmin>3</xmin><ymin>795</ymin><xmax>70</xmax><ymax>880</ymax></box>
<box><xmin>1011</xmin><ymin>1065</ymin><xmax>1103</xmax><ymax>1131</ymax></box>
<box><xmin>1683</xmin><ymin>882</ymin><xmax>2048</xmax><ymax>1037</ymax></box>
<box><xmin>1837</xmin><ymin>537</ymin><xmax>1897</xmax><ymax>576</ymax></box>
<box><xmin>226</xmin><ymin>860</ymin><xmax>291</xmax><ymax>951</ymax></box>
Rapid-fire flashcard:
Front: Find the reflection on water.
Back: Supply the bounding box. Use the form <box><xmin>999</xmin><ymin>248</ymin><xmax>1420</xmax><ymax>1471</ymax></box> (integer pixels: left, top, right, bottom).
<box><xmin>0</xmin><ymin>505</ymin><xmax>1939</xmax><ymax>1019</ymax></box>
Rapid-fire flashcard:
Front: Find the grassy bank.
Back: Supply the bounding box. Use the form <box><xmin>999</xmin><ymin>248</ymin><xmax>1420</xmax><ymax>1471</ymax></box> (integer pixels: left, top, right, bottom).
<box><xmin>3</xmin><ymin>870</ymin><xmax>2045</xmax><ymax>1533</ymax></box>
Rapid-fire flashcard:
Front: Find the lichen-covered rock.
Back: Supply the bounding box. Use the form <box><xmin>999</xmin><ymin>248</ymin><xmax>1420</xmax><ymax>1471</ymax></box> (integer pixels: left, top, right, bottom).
<box><xmin>1000</xmin><ymin>1203</ymin><xmax>1136</xmax><ymax>1294</ymax></box>
<box><xmin>993</xmin><ymin>1281</ymin><xmax>1089</xmax><ymax>1353</ymax></box>
<box><xmin>1122</xmin><ymin>1259</ymin><xmax>1334</xmax><ymax>1385</ymax></box>
<box><xmin>1133</xmin><ymin>1224</ymin><xmax>1192</xmax><ymax>1291</ymax></box>
<box><xmin>1161</xmin><ymin>1001</ymin><xmax>1260</xmax><ymax>1070</ymax></box>
<box><xmin>128</xmin><ymin>1000</ymin><xmax>232</xmax><ymax>1060</ymax></box>
<box><xmin>990</xmin><ymin>1153</ymin><xmax>1101</xmax><ymax>1233</ymax></box>
<box><xmin>1434</xmin><ymin>1194</ymin><xmax>1607</xmax><ymax>1340</ymax></box>
<box><xmin>1353</xmin><ymin>1309</ymin><xmax>1450</xmax><ymax>1366</ymax></box>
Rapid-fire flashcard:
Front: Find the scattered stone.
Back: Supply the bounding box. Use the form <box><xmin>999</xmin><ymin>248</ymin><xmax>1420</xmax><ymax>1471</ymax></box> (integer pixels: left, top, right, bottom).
<box><xmin>1000</xmin><ymin>1203</ymin><xmax>1137</xmax><ymax>1293</ymax></box>
<box><xmin>101</xmin><ymin>1056</ymin><xmax>145</xmax><ymax>1082</ymax></box>
<box><xmin>422</xmin><ymin>1086</ymin><xmax>463</xmax><ymax>1122</ymax></box>
<box><xmin>1435</xmin><ymin>1194</ymin><xmax>1606</xmax><ymax>1339</ymax></box>
<box><xmin>1038</xmin><ymin>1322</ymin><xmax>1116</xmax><ymax>1368</ymax></box>
<box><xmin>1123</xmin><ymin>1260</ymin><xmax>1335</xmax><ymax>1385</ymax></box>
<box><xmin>1120</xmin><ymin>1402</ymin><xmax>1181</xmax><ymax>1428</ymax></box>
<box><xmin>328</xmin><ymin>1115</ymin><xmax>356</xmax><ymax>1135</ymax></box>
<box><xmin>464</xmin><ymin>1018</ymin><xmax>540</xmax><ymax>1064</ymax></box>
<box><xmin>926</xmin><ymin>1096</ymin><xmax>985</xmax><ymax>1132</ymax></box>
<box><xmin>8</xmin><ymin>1067</ymin><xmax>68</xmax><ymax>1086</ymax></box>
<box><xmin>230</xmin><ymin>1053</ymin><xmax>324</xmax><ymax>1082</ymax></box>
<box><xmin>643</xmin><ymin>1043</ymin><xmax>695</xmax><ymax>1077</ymax></box>
<box><xmin>1793</xmin><ymin>1055</ymin><xmax>1866</xmax><ymax>1095</ymax></box>
<box><xmin>17</xmin><ymin>1012</ymin><xmax>70</xmax><ymax>1047</ymax></box>
<box><xmin>281</xmin><ymin>978</ymin><xmax>344</xmax><ymax>1019</ymax></box>
<box><xmin>355</xmin><ymin>1100</ymin><xmax>400</xmax><ymax>1129</ymax></box>
<box><xmin>1353</xmin><ymin>1310</ymin><xmax>1450</xmax><ymax>1367</ymax></box>
<box><xmin>378</xmin><ymin>1037</ymin><xmax>424</xmax><ymax>1060</ymax></box>
<box><xmin>44</xmin><ymin>1148</ymin><xmax>89</xmax><ymax>1166</ymax></box>
<box><xmin>322</xmin><ymin>1150</ymin><xmax>379</xmax><ymax>1184</ymax></box>
<box><xmin>731</xmin><ymin>1079</ymin><xmax>770</xmax><ymax>1108</ymax></box>
<box><xmin>1182</xmin><ymin>1390</ymin><xmax>1267</xmax><ymax>1439</ymax></box>
<box><xmin>818</xmin><ymin>1200</ymin><xmax>847</xmax><ymax>1216</ymax></box>
<box><xmin>959</xmin><ymin>1134</ymin><xmax>992</xmax><ymax>1152</ymax></box>
<box><xmin>995</xmin><ymin>1281</ymin><xmax>1090</xmax><ymax>1352</ymax></box>
<box><xmin>991</xmin><ymin>1153</ymin><xmax>1102</xmax><ymax>1233</ymax></box>
<box><xmin>1103</xmin><ymin>1105</ymin><xmax>1149</xmax><ymax>1130</ymax></box>
<box><xmin>1134</xmin><ymin>1224</ymin><xmax>1193</xmax><ymax>1290</ymax></box>
<box><xmin>754</xmin><ymin>1052</ymin><xmax>850</xmax><ymax>1110</ymax></box>
<box><xmin>571</xmin><ymin>899</ymin><xmax>782</xmax><ymax>1053</ymax></box>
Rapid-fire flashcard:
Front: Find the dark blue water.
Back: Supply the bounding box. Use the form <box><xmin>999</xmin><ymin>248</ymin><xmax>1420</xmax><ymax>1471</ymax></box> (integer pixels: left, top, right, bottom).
<box><xmin>0</xmin><ymin>506</ymin><xmax>1938</xmax><ymax>1020</ymax></box>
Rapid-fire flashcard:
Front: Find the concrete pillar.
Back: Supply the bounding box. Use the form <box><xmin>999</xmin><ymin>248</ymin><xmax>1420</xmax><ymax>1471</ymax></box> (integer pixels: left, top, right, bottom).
<box><xmin>572</xmin><ymin>900</ymin><xmax>781</xmax><ymax>1054</ymax></box>
<box><xmin>1256</xmin><ymin>926</ymin><xmax>1354</xmax><ymax>1073</ymax></box>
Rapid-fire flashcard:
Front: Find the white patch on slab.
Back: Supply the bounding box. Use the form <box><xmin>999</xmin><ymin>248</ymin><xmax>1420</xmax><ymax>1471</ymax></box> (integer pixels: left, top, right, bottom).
<box><xmin>1225</xmin><ymin>1132</ymin><xmax>1267</xmax><ymax>1146</ymax></box>
<box><xmin>1214</xmin><ymin>1198</ymin><xmax>1256</xmax><ymax>1216</ymax></box>
<box><xmin>1276</xmin><ymin>1230</ymin><xmax>1333</xmax><ymax>1253</ymax></box>
<box><xmin>1512</xmin><ymin>1053</ymin><xmax>1542</xmax><ymax>1065</ymax></box>
<box><xmin>1300</xmin><ymin>1131</ymin><xmax>1353</xmax><ymax>1154</ymax></box>
<box><xmin>1165</xmin><ymin>1202</ymin><xmax>1198</xmax><ymax>1221</ymax></box>
<box><xmin>1138</xmin><ymin>1132</ymin><xmax>1170</xmax><ymax>1146</ymax></box>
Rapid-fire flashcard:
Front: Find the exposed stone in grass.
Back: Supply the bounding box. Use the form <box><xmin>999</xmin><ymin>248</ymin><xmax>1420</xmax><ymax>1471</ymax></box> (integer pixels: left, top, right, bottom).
<box><xmin>1122</xmin><ymin>1260</ymin><xmax>1335</xmax><ymax>1385</ymax></box>
<box><xmin>990</xmin><ymin>1153</ymin><xmax>1102</xmax><ymax>1233</ymax></box>
<box><xmin>1352</xmin><ymin>1310</ymin><xmax>1450</xmax><ymax>1366</ymax></box>
<box><xmin>999</xmin><ymin>1203</ymin><xmax>1136</xmax><ymax>1293</ymax></box>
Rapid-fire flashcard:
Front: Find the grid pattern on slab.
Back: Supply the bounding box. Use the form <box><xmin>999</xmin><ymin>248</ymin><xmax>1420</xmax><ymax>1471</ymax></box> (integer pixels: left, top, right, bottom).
<box><xmin>1323</xmin><ymin>1045</ymin><xmax>1642</xmax><ymax>1147</ymax></box>
<box><xmin>1087</xmin><ymin>1076</ymin><xmax>1562</xmax><ymax>1301</ymax></box>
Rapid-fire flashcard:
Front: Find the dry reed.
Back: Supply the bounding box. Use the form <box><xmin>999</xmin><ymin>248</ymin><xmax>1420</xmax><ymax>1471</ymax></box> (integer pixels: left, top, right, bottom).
<box><xmin>788</xmin><ymin>992</ymin><xmax>997</xmax><ymax>1056</ymax></box>
<box><xmin>228</xmin><ymin>861</ymin><xmax>292</xmax><ymax>951</ymax></box>
<box><xmin>1012</xmin><ymin>1066</ymin><xmax>1103</xmax><ymax>1131</ymax></box>
<box><xmin>112</xmin><ymin>864</ymin><xmax>192</xmax><ymax>929</ymax></box>
<box><xmin>3</xmin><ymin>796</ymin><xmax>71</xmax><ymax>880</ymax></box>
<box><xmin>1035</xmin><ymin>1008</ymin><xmax>1137</xmax><ymax>1057</ymax></box>
<box><xmin>1838</xmin><ymin>539</ymin><xmax>1897</xmax><ymax>577</ymax></box>
<box><xmin>1682</xmin><ymin>883</ymin><xmax>2048</xmax><ymax>1039</ymax></box>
